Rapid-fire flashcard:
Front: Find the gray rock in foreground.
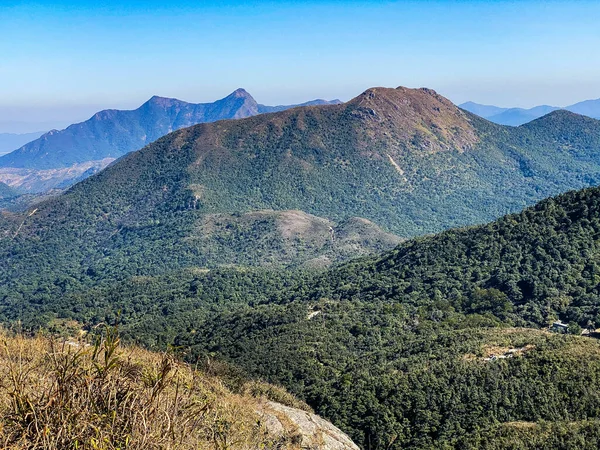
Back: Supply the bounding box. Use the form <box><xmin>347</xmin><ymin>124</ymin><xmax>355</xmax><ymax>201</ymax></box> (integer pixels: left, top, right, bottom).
<box><xmin>258</xmin><ymin>401</ymin><xmax>360</xmax><ymax>450</ymax></box>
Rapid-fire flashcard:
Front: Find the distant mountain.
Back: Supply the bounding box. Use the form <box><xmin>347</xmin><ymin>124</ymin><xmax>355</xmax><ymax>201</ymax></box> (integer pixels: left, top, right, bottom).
<box><xmin>486</xmin><ymin>105</ymin><xmax>560</xmax><ymax>126</ymax></box>
<box><xmin>458</xmin><ymin>101</ymin><xmax>508</xmax><ymax>118</ymax></box>
<box><xmin>461</xmin><ymin>97</ymin><xmax>600</xmax><ymax>125</ymax></box>
<box><xmin>0</xmin><ymin>131</ymin><xmax>45</xmax><ymax>154</ymax></box>
<box><xmin>258</xmin><ymin>98</ymin><xmax>342</xmax><ymax>113</ymax></box>
<box><xmin>0</xmin><ymin>90</ymin><xmax>340</xmax><ymax>192</ymax></box>
<box><xmin>0</xmin><ymin>89</ymin><xmax>260</xmax><ymax>170</ymax></box>
<box><xmin>567</xmin><ymin>98</ymin><xmax>600</xmax><ymax>117</ymax></box>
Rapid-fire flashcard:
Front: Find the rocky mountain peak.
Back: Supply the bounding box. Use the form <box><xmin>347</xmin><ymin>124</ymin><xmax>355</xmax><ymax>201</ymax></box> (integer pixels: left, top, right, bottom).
<box><xmin>348</xmin><ymin>85</ymin><xmax>479</xmax><ymax>153</ymax></box>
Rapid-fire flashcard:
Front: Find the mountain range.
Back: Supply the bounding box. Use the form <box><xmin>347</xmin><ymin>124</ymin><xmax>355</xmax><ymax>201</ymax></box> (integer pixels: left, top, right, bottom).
<box><xmin>2</xmin><ymin>85</ymin><xmax>600</xmax><ymax>288</ymax></box>
<box><xmin>460</xmin><ymin>97</ymin><xmax>600</xmax><ymax>125</ymax></box>
<box><xmin>0</xmin><ymin>89</ymin><xmax>340</xmax><ymax>192</ymax></box>
<box><xmin>3</xmin><ymin>85</ymin><xmax>600</xmax><ymax>448</ymax></box>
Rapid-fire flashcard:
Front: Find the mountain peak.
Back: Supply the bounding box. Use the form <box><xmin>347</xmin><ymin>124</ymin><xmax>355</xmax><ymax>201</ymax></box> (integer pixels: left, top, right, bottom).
<box><xmin>347</xmin><ymin>85</ymin><xmax>479</xmax><ymax>152</ymax></box>
<box><xmin>521</xmin><ymin>109</ymin><xmax>598</xmax><ymax>130</ymax></box>
<box><xmin>530</xmin><ymin>109</ymin><xmax>590</xmax><ymax>122</ymax></box>
<box><xmin>144</xmin><ymin>95</ymin><xmax>188</xmax><ymax>109</ymax></box>
<box><xmin>217</xmin><ymin>88</ymin><xmax>259</xmax><ymax>119</ymax></box>
<box><xmin>350</xmin><ymin>86</ymin><xmax>449</xmax><ymax>109</ymax></box>
<box><xmin>227</xmin><ymin>88</ymin><xmax>254</xmax><ymax>99</ymax></box>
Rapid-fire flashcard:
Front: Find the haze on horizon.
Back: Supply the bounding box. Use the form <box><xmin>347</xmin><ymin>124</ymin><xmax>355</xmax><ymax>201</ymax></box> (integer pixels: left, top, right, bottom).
<box><xmin>1</xmin><ymin>0</ymin><xmax>600</xmax><ymax>133</ymax></box>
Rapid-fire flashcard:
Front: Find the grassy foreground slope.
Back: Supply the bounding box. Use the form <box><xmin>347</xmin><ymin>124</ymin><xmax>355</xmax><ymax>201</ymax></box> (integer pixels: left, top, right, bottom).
<box><xmin>0</xmin><ymin>328</ymin><xmax>363</xmax><ymax>450</ymax></box>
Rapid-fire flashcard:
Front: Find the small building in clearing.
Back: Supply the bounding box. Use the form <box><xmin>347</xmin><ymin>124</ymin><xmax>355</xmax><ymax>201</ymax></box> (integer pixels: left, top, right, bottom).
<box><xmin>551</xmin><ymin>321</ymin><xmax>569</xmax><ymax>333</ymax></box>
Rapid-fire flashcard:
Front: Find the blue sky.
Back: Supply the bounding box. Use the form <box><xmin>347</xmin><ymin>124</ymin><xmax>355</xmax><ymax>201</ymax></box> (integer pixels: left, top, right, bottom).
<box><xmin>1</xmin><ymin>0</ymin><xmax>600</xmax><ymax>132</ymax></box>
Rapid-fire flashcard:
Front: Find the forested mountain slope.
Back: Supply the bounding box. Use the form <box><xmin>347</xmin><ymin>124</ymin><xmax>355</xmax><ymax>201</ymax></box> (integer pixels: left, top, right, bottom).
<box><xmin>140</xmin><ymin>185</ymin><xmax>600</xmax><ymax>449</ymax></box>
<box><xmin>311</xmin><ymin>185</ymin><xmax>600</xmax><ymax>327</ymax></box>
<box><xmin>4</xmin><ymin>144</ymin><xmax>600</xmax><ymax>448</ymax></box>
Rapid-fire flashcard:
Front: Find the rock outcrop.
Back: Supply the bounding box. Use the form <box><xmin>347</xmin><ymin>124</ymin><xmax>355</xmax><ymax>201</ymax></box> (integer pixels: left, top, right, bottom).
<box><xmin>258</xmin><ymin>401</ymin><xmax>360</xmax><ymax>450</ymax></box>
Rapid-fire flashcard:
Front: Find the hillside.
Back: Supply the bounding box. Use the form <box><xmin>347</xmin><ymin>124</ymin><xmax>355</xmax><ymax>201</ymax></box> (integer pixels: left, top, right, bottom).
<box><xmin>4</xmin><ymin>156</ymin><xmax>600</xmax><ymax>447</ymax></box>
<box><xmin>118</xmin><ymin>185</ymin><xmax>600</xmax><ymax>449</ymax></box>
<box><xmin>0</xmin><ymin>329</ymin><xmax>359</xmax><ymax>449</ymax></box>
<box><xmin>13</xmin><ymin>177</ymin><xmax>600</xmax><ymax>448</ymax></box>
<box><xmin>0</xmin><ymin>90</ymin><xmax>339</xmax><ymax>192</ymax></box>
<box><xmin>0</xmin><ymin>181</ymin><xmax>16</xmax><ymax>199</ymax></box>
<box><xmin>189</xmin><ymin>210</ymin><xmax>401</xmax><ymax>268</ymax></box>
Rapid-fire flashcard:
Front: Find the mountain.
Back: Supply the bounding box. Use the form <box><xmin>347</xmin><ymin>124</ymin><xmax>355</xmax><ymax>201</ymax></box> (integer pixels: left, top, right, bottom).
<box><xmin>486</xmin><ymin>105</ymin><xmax>560</xmax><ymax>126</ymax></box>
<box><xmin>0</xmin><ymin>89</ymin><xmax>257</xmax><ymax>170</ymax></box>
<box><xmin>0</xmin><ymin>90</ymin><xmax>340</xmax><ymax>192</ymax></box>
<box><xmin>0</xmin><ymin>131</ymin><xmax>45</xmax><ymax>154</ymax></box>
<box><xmin>4</xmin><ymin>87</ymin><xmax>600</xmax><ymax>448</ymax></box>
<box><xmin>458</xmin><ymin>101</ymin><xmax>508</xmax><ymax>118</ymax></box>
<box><xmin>567</xmin><ymin>98</ymin><xmax>600</xmax><ymax>118</ymax></box>
<box><xmin>258</xmin><ymin>98</ymin><xmax>342</xmax><ymax>113</ymax></box>
<box><xmin>461</xmin><ymin>98</ymin><xmax>600</xmax><ymax>125</ymax></box>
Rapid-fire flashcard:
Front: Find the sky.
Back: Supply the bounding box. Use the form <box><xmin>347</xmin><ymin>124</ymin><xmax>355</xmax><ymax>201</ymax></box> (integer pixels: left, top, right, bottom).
<box><xmin>1</xmin><ymin>0</ymin><xmax>600</xmax><ymax>132</ymax></box>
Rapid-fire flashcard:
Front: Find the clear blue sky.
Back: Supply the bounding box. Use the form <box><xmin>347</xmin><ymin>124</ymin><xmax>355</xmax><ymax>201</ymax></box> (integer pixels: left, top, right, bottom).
<box><xmin>1</xmin><ymin>0</ymin><xmax>600</xmax><ymax>132</ymax></box>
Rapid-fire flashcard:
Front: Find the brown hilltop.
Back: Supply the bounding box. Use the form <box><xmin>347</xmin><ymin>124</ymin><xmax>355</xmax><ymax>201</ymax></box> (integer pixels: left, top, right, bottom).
<box><xmin>346</xmin><ymin>86</ymin><xmax>479</xmax><ymax>153</ymax></box>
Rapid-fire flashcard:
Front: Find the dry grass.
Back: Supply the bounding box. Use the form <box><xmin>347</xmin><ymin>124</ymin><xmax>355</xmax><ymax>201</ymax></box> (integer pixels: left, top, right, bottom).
<box><xmin>0</xmin><ymin>327</ymin><xmax>302</xmax><ymax>450</ymax></box>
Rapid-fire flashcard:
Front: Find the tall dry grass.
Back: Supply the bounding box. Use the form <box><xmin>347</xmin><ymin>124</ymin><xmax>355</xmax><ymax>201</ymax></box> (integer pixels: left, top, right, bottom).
<box><xmin>0</xmin><ymin>327</ymin><xmax>302</xmax><ymax>450</ymax></box>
